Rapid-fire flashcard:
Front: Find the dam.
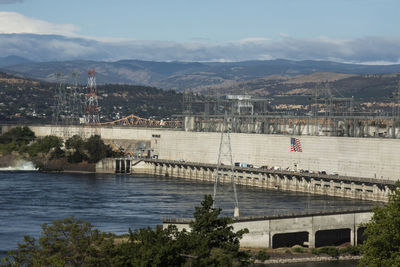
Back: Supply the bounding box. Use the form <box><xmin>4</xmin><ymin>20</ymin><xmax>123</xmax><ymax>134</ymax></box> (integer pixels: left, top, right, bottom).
<box><xmin>13</xmin><ymin>124</ymin><xmax>400</xmax><ymax>183</ymax></box>
<box><xmin>96</xmin><ymin>158</ymin><xmax>393</xmax><ymax>202</ymax></box>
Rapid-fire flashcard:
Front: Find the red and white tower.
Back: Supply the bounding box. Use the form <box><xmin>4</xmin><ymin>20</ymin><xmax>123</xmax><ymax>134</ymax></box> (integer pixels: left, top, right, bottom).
<box><xmin>84</xmin><ymin>69</ymin><xmax>100</xmax><ymax>134</ymax></box>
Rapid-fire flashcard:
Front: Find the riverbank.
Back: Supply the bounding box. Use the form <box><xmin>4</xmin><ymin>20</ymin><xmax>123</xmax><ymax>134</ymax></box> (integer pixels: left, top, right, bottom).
<box><xmin>35</xmin><ymin>158</ymin><xmax>95</xmax><ymax>173</ymax></box>
<box><xmin>258</xmin><ymin>255</ymin><xmax>360</xmax><ymax>265</ymax></box>
<box><xmin>0</xmin><ymin>154</ymin><xmax>19</xmax><ymax>168</ymax></box>
<box><xmin>0</xmin><ymin>154</ymin><xmax>95</xmax><ymax>173</ymax></box>
<box><xmin>247</xmin><ymin>246</ymin><xmax>361</xmax><ymax>265</ymax></box>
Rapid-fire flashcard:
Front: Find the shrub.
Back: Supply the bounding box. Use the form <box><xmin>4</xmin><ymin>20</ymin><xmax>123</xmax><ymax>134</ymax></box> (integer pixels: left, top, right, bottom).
<box><xmin>339</xmin><ymin>245</ymin><xmax>360</xmax><ymax>256</ymax></box>
<box><xmin>317</xmin><ymin>246</ymin><xmax>339</xmax><ymax>258</ymax></box>
<box><xmin>293</xmin><ymin>246</ymin><xmax>305</xmax><ymax>253</ymax></box>
<box><xmin>255</xmin><ymin>250</ymin><xmax>269</xmax><ymax>261</ymax></box>
<box><xmin>311</xmin><ymin>248</ymin><xmax>319</xmax><ymax>255</ymax></box>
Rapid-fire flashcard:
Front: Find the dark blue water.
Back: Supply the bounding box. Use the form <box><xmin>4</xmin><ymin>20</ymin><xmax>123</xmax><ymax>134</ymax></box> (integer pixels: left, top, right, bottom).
<box><xmin>0</xmin><ymin>171</ymin><xmax>371</xmax><ymax>265</ymax></box>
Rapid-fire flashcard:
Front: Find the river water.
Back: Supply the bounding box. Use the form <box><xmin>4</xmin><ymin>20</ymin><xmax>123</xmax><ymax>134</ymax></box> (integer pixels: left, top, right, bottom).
<box><xmin>0</xmin><ymin>171</ymin><xmax>372</xmax><ymax>265</ymax></box>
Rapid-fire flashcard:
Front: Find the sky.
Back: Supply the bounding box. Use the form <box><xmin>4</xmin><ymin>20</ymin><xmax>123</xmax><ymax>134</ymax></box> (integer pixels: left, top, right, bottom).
<box><xmin>0</xmin><ymin>0</ymin><xmax>399</xmax><ymax>63</ymax></box>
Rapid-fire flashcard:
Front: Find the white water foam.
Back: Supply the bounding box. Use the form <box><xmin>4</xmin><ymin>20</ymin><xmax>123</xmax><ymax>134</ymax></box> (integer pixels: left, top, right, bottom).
<box><xmin>0</xmin><ymin>160</ymin><xmax>38</xmax><ymax>171</ymax></box>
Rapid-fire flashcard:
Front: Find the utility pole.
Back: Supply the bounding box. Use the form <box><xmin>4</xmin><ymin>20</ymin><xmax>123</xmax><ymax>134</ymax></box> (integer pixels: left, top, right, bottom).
<box><xmin>213</xmin><ymin>111</ymin><xmax>240</xmax><ymax>217</ymax></box>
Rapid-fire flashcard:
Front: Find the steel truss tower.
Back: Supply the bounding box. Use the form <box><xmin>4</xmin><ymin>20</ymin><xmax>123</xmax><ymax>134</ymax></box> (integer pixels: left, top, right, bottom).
<box><xmin>213</xmin><ymin>112</ymin><xmax>240</xmax><ymax>217</ymax></box>
<box><xmin>84</xmin><ymin>69</ymin><xmax>100</xmax><ymax>136</ymax></box>
<box><xmin>51</xmin><ymin>72</ymin><xmax>66</xmax><ymax>136</ymax></box>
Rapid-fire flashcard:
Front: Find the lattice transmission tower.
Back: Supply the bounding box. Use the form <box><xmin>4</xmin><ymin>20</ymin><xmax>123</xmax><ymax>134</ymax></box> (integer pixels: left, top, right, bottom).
<box><xmin>84</xmin><ymin>69</ymin><xmax>100</xmax><ymax>136</ymax></box>
<box><xmin>70</xmin><ymin>70</ymin><xmax>83</xmax><ymax>123</ymax></box>
<box><xmin>51</xmin><ymin>72</ymin><xmax>66</xmax><ymax>136</ymax></box>
<box><xmin>393</xmin><ymin>80</ymin><xmax>400</xmax><ymax>117</ymax></box>
<box><xmin>213</xmin><ymin>112</ymin><xmax>240</xmax><ymax>217</ymax></box>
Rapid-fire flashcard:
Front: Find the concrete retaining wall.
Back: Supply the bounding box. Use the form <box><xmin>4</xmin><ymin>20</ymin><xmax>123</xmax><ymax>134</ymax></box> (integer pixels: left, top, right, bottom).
<box><xmin>164</xmin><ymin>210</ymin><xmax>373</xmax><ymax>248</ymax></box>
<box><xmin>23</xmin><ymin>125</ymin><xmax>400</xmax><ymax>181</ymax></box>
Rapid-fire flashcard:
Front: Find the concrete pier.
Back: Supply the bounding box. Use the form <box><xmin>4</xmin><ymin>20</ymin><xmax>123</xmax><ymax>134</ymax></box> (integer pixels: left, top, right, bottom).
<box><xmin>163</xmin><ymin>208</ymin><xmax>373</xmax><ymax>248</ymax></box>
<box><xmin>96</xmin><ymin>158</ymin><xmax>393</xmax><ymax>202</ymax></box>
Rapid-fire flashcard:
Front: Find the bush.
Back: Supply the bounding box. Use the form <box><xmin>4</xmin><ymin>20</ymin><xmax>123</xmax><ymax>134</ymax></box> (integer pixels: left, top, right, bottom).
<box><xmin>311</xmin><ymin>248</ymin><xmax>319</xmax><ymax>255</ymax></box>
<box><xmin>255</xmin><ymin>250</ymin><xmax>270</xmax><ymax>261</ymax></box>
<box><xmin>293</xmin><ymin>246</ymin><xmax>305</xmax><ymax>253</ymax></box>
<box><xmin>317</xmin><ymin>246</ymin><xmax>339</xmax><ymax>258</ymax></box>
<box><xmin>339</xmin><ymin>245</ymin><xmax>360</xmax><ymax>256</ymax></box>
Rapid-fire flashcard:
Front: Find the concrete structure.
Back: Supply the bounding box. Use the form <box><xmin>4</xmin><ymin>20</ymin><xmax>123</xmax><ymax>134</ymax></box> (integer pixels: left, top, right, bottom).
<box><xmin>96</xmin><ymin>158</ymin><xmax>392</xmax><ymax>202</ymax></box>
<box><xmin>163</xmin><ymin>209</ymin><xmax>373</xmax><ymax>248</ymax></box>
<box><xmin>184</xmin><ymin>115</ymin><xmax>400</xmax><ymax>139</ymax></box>
<box><xmin>19</xmin><ymin>124</ymin><xmax>400</xmax><ymax>182</ymax></box>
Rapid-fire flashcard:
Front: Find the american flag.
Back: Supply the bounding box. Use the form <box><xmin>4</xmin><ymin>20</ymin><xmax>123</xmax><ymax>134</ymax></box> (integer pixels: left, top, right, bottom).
<box><xmin>290</xmin><ymin>137</ymin><xmax>302</xmax><ymax>152</ymax></box>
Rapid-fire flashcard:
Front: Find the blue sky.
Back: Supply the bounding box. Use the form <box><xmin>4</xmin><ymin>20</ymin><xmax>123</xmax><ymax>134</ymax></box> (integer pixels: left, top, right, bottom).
<box><xmin>1</xmin><ymin>0</ymin><xmax>398</xmax><ymax>41</ymax></box>
<box><xmin>0</xmin><ymin>0</ymin><xmax>399</xmax><ymax>63</ymax></box>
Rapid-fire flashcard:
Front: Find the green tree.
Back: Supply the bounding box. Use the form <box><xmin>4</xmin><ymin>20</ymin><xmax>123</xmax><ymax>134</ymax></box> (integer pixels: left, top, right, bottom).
<box><xmin>2</xmin><ymin>217</ymin><xmax>116</xmax><ymax>267</ymax></box>
<box><xmin>0</xmin><ymin>126</ymin><xmax>36</xmax><ymax>153</ymax></box>
<box><xmin>360</xmin><ymin>181</ymin><xmax>400</xmax><ymax>266</ymax></box>
<box><xmin>186</xmin><ymin>195</ymin><xmax>250</xmax><ymax>266</ymax></box>
<box><xmin>27</xmin><ymin>135</ymin><xmax>63</xmax><ymax>157</ymax></box>
<box><xmin>65</xmin><ymin>135</ymin><xmax>85</xmax><ymax>151</ymax></box>
<box><xmin>66</xmin><ymin>135</ymin><xmax>88</xmax><ymax>163</ymax></box>
<box><xmin>0</xmin><ymin>126</ymin><xmax>35</xmax><ymax>145</ymax></box>
<box><xmin>113</xmin><ymin>225</ymin><xmax>186</xmax><ymax>267</ymax></box>
<box><xmin>2</xmin><ymin>196</ymin><xmax>249</xmax><ymax>267</ymax></box>
<box><xmin>84</xmin><ymin>135</ymin><xmax>114</xmax><ymax>163</ymax></box>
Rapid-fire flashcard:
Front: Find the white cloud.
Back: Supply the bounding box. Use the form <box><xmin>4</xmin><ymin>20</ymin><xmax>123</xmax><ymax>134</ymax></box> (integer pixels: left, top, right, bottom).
<box><xmin>238</xmin><ymin>37</ymin><xmax>270</xmax><ymax>44</ymax></box>
<box><xmin>0</xmin><ymin>11</ymin><xmax>79</xmax><ymax>36</ymax></box>
<box><xmin>0</xmin><ymin>13</ymin><xmax>400</xmax><ymax>65</ymax></box>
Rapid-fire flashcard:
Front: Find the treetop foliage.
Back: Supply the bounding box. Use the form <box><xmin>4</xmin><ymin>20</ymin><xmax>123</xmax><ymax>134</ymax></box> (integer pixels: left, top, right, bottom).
<box><xmin>360</xmin><ymin>181</ymin><xmax>400</xmax><ymax>267</ymax></box>
<box><xmin>65</xmin><ymin>135</ymin><xmax>117</xmax><ymax>163</ymax></box>
<box><xmin>2</xmin><ymin>195</ymin><xmax>250</xmax><ymax>267</ymax></box>
<box><xmin>0</xmin><ymin>126</ymin><xmax>35</xmax><ymax>145</ymax></box>
<box><xmin>0</xmin><ymin>128</ymin><xmax>117</xmax><ymax>164</ymax></box>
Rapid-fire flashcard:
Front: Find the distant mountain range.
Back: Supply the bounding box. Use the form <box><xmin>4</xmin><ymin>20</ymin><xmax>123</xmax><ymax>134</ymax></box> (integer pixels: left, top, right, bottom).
<box><xmin>0</xmin><ymin>55</ymin><xmax>32</xmax><ymax>68</ymax></box>
<box><xmin>2</xmin><ymin>58</ymin><xmax>400</xmax><ymax>92</ymax></box>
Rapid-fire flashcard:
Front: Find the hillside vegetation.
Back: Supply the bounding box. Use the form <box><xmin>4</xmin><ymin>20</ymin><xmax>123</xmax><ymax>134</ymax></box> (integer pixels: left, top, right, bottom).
<box><xmin>3</xmin><ymin>58</ymin><xmax>400</xmax><ymax>91</ymax></box>
<box><xmin>0</xmin><ymin>72</ymin><xmax>182</xmax><ymax>123</ymax></box>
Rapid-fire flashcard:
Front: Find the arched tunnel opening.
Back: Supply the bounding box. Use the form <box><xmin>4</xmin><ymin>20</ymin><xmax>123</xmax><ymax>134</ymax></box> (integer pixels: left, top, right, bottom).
<box><xmin>315</xmin><ymin>228</ymin><xmax>350</xmax><ymax>247</ymax></box>
<box><xmin>272</xmin><ymin>232</ymin><xmax>309</xmax><ymax>248</ymax></box>
<box><xmin>357</xmin><ymin>227</ymin><xmax>367</xmax><ymax>245</ymax></box>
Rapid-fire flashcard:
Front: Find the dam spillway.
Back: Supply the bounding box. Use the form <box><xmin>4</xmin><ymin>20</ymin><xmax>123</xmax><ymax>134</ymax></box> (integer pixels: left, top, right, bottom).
<box><xmin>96</xmin><ymin>158</ymin><xmax>392</xmax><ymax>202</ymax></box>
<box><xmin>18</xmin><ymin>124</ymin><xmax>400</xmax><ymax>183</ymax></box>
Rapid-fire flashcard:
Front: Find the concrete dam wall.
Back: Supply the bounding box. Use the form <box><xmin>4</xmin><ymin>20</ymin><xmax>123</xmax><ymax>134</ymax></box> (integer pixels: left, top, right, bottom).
<box><xmin>23</xmin><ymin>125</ymin><xmax>400</xmax><ymax>181</ymax></box>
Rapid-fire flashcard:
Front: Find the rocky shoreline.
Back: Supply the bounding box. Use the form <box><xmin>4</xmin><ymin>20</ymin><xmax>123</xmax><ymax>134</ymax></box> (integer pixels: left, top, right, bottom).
<box><xmin>257</xmin><ymin>255</ymin><xmax>360</xmax><ymax>264</ymax></box>
<box><xmin>0</xmin><ymin>154</ymin><xmax>95</xmax><ymax>173</ymax></box>
<box><xmin>0</xmin><ymin>154</ymin><xmax>19</xmax><ymax>168</ymax></box>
